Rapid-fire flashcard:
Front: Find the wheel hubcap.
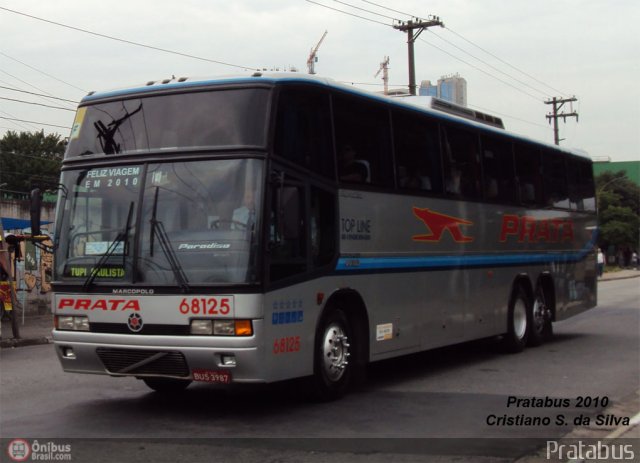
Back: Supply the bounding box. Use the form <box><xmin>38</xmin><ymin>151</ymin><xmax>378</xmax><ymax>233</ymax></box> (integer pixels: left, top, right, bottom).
<box><xmin>533</xmin><ymin>297</ymin><xmax>546</xmax><ymax>334</ymax></box>
<box><xmin>321</xmin><ymin>322</ymin><xmax>350</xmax><ymax>382</ymax></box>
<box><xmin>513</xmin><ymin>299</ymin><xmax>527</xmax><ymax>339</ymax></box>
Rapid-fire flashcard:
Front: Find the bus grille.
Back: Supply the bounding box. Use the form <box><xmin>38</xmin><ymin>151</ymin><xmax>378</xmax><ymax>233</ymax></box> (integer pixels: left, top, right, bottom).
<box><xmin>96</xmin><ymin>348</ymin><xmax>190</xmax><ymax>377</ymax></box>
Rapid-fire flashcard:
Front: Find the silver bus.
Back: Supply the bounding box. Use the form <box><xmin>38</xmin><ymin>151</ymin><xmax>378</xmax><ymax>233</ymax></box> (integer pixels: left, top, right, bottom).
<box><xmin>51</xmin><ymin>74</ymin><xmax>597</xmax><ymax>399</ymax></box>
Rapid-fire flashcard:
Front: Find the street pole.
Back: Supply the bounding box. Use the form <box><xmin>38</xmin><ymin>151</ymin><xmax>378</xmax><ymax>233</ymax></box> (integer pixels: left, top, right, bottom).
<box><xmin>545</xmin><ymin>96</ymin><xmax>578</xmax><ymax>145</ymax></box>
<box><xmin>393</xmin><ymin>17</ymin><xmax>444</xmax><ymax>96</ymax></box>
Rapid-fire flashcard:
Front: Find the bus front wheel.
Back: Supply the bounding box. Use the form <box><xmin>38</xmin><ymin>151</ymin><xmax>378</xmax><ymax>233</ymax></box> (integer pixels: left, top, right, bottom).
<box><xmin>310</xmin><ymin>307</ymin><xmax>359</xmax><ymax>401</ymax></box>
<box><xmin>503</xmin><ymin>285</ymin><xmax>531</xmax><ymax>353</ymax></box>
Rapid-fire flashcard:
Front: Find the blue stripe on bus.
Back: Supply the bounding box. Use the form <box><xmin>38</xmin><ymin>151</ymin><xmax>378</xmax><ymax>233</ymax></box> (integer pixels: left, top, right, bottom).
<box><xmin>336</xmin><ymin>244</ymin><xmax>596</xmax><ymax>273</ymax></box>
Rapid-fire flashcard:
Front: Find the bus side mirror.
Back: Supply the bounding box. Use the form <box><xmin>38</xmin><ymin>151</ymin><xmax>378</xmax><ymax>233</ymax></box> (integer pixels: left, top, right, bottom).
<box><xmin>30</xmin><ymin>188</ymin><xmax>42</xmax><ymax>236</ymax></box>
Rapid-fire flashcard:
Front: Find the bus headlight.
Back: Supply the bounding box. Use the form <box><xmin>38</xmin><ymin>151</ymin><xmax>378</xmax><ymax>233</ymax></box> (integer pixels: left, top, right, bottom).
<box><xmin>56</xmin><ymin>315</ymin><xmax>90</xmax><ymax>331</ymax></box>
<box><xmin>190</xmin><ymin>320</ymin><xmax>253</xmax><ymax>336</ymax></box>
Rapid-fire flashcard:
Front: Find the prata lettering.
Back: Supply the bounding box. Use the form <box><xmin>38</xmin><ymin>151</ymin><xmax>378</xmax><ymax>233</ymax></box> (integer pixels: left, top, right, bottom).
<box><xmin>58</xmin><ymin>298</ymin><xmax>140</xmax><ymax>311</ymax></box>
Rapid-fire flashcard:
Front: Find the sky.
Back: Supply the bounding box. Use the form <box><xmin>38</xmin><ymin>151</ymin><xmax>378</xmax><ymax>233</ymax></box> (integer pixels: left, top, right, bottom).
<box><xmin>1</xmin><ymin>0</ymin><xmax>638</xmax><ymax>161</ymax></box>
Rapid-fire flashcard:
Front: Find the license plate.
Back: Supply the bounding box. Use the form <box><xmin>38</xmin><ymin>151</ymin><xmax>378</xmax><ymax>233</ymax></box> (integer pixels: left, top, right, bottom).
<box><xmin>192</xmin><ymin>369</ymin><xmax>232</xmax><ymax>384</ymax></box>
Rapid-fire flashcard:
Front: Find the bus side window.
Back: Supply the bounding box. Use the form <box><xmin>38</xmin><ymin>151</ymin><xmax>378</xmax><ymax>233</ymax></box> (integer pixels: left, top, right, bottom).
<box><xmin>333</xmin><ymin>94</ymin><xmax>393</xmax><ymax>187</ymax></box>
<box><xmin>441</xmin><ymin>125</ymin><xmax>482</xmax><ymax>200</ymax></box>
<box><xmin>392</xmin><ymin>110</ymin><xmax>442</xmax><ymax>194</ymax></box>
<box><xmin>514</xmin><ymin>143</ymin><xmax>543</xmax><ymax>207</ymax></box>
<box><xmin>480</xmin><ymin>134</ymin><xmax>516</xmax><ymax>203</ymax></box>
<box><xmin>542</xmin><ymin>149</ymin><xmax>569</xmax><ymax>209</ymax></box>
<box><xmin>274</xmin><ymin>87</ymin><xmax>334</xmax><ymax>179</ymax></box>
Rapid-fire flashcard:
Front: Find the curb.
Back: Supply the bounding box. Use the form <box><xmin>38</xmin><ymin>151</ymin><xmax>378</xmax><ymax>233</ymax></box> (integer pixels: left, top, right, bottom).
<box><xmin>0</xmin><ymin>336</ymin><xmax>52</xmax><ymax>349</ymax></box>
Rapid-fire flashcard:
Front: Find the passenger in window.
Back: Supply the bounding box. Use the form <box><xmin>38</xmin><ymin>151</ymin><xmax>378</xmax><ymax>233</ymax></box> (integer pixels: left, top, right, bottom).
<box><xmin>445</xmin><ymin>166</ymin><xmax>462</xmax><ymax>196</ymax></box>
<box><xmin>485</xmin><ymin>177</ymin><xmax>498</xmax><ymax>199</ymax></box>
<box><xmin>339</xmin><ymin>144</ymin><xmax>370</xmax><ymax>183</ymax></box>
<box><xmin>398</xmin><ymin>166</ymin><xmax>421</xmax><ymax>189</ymax></box>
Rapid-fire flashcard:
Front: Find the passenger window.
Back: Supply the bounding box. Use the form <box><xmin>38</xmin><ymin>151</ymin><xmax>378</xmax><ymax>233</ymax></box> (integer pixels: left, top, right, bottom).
<box><xmin>393</xmin><ymin>111</ymin><xmax>442</xmax><ymax>194</ymax></box>
<box><xmin>274</xmin><ymin>87</ymin><xmax>334</xmax><ymax>179</ymax></box>
<box><xmin>514</xmin><ymin>143</ymin><xmax>543</xmax><ymax>206</ymax></box>
<box><xmin>441</xmin><ymin>125</ymin><xmax>482</xmax><ymax>200</ymax></box>
<box><xmin>568</xmin><ymin>158</ymin><xmax>596</xmax><ymax>212</ymax></box>
<box><xmin>333</xmin><ymin>94</ymin><xmax>393</xmax><ymax>187</ymax></box>
<box><xmin>542</xmin><ymin>150</ymin><xmax>569</xmax><ymax>209</ymax></box>
<box><xmin>481</xmin><ymin>135</ymin><xmax>516</xmax><ymax>203</ymax></box>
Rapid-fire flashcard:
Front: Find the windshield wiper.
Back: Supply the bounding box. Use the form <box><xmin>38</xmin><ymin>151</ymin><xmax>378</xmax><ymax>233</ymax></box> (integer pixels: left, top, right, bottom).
<box><xmin>83</xmin><ymin>201</ymin><xmax>134</xmax><ymax>290</ymax></box>
<box><xmin>149</xmin><ymin>187</ymin><xmax>190</xmax><ymax>293</ymax></box>
<box><xmin>95</xmin><ymin>103</ymin><xmax>143</xmax><ymax>154</ymax></box>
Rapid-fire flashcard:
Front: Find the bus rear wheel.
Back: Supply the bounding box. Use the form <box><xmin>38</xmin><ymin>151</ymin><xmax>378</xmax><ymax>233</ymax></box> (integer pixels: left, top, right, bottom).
<box><xmin>142</xmin><ymin>377</ymin><xmax>192</xmax><ymax>393</ymax></box>
<box><xmin>503</xmin><ymin>285</ymin><xmax>531</xmax><ymax>353</ymax></box>
<box><xmin>310</xmin><ymin>307</ymin><xmax>358</xmax><ymax>401</ymax></box>
<box><xmin>528</xmin><ymin>286</ymin><xmax>553</xmax><ymax>346</ymax></box>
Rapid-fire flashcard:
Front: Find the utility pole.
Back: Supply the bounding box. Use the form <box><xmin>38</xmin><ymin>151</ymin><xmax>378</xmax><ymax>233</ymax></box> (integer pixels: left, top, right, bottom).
<box><xmin>393</xmin><ymin>16</ymin><xmax>444</xmax><ymax>95</ymax></box>
<box><xmin>545</xmin><ymin>96</ymin><xmax>578</xmax><ymax>145</ymax></box>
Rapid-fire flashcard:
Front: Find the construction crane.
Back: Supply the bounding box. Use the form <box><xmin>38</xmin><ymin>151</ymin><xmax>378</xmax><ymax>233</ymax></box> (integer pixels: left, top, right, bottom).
<box><xmin>307</xmin><ymin>30</ymin><xmax>328</xmax><ymax>75</ymax></box>
<box><xmin>375</xmin><ymin>56</ymin><xmax>390</xmax><ymax>95</ymax></box>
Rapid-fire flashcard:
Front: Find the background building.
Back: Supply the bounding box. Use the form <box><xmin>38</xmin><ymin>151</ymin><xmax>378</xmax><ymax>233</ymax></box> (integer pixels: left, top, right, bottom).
<box><xmin>419</xmin><ymin>74</ymin><xmax>467</xmax><ymax>106</ymax></box>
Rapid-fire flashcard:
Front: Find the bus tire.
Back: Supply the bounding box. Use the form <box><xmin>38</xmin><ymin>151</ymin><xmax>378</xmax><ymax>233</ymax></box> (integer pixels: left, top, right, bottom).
<box><xmin>503</xmin><ymin>285</ymin><xmax>531</xmax><ymax>353</ymax></box>
<box><xmin>310</xmin><ymin>307</ymin><xmax>359</xmax><ymax>401</ymax></box>
<box><xmin>528</xmin><ymin>285</ymin><xmax>553</xmax><ymax>347</ymax></box>
<box><xmin>142</xmin><ymin>377</ymin><xmax>191</xmax><ymax>393</ymax></box>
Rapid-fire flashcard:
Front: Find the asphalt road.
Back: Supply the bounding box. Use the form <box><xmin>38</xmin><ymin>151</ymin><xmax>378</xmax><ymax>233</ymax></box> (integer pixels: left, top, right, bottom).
<box><xmin>1</xmin><ymin>278</ymin><xmax>638</xmax><ymax>462</ymax></box>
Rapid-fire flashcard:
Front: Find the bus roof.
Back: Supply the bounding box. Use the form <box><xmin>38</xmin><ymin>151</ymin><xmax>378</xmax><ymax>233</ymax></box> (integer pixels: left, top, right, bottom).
<box><xmin>81</xmin><ymin>73</ymin><xmax>591</xmax><ymax>161</ymax></box>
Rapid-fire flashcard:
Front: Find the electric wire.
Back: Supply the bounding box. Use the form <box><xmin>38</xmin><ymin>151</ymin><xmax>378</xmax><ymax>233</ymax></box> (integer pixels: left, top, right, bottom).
<box><xmin>0</xmin><ymin>85</ymin><xmax>79</xmax><ymax>104</ymax></box>
<box><xmin>418</xmin><ymin>37</ymin><xmax>543</xmax><ymax>102</ymax></box>
<box><xmin>0</xmin><ymin>6</ymin><xmax>258</xmax><ymax>71</ymax></box>
<box><xmin>0</xmin><ymin>70</ymin><xmax>77</xmax><ymax>109</ymax></box>
<box><xmin>305</xmin><ymin>0</ymin><xmax>390</xmax><ymax>26</ymax></box>
<box><xmin>0</xmin><ymin>50</ymin><xmax>86</xmax><ymax>93</ymax></box>
<box><xmin>444</xmin><ymin>26</ymin><xmax>569</xmax><ymax>97</ymax></box>
<box><xmin>0</xmin><ymin>116</ymin><xmax>70</xmax><ymax>130</ymax></box>
<box><xmin>0</xmin><ymin>96</ymin><xmax>76</xmax><ymax>112</ymax></box>
<box><xmin>331</xmin><ymin>0</ymin><xmax>398</xmax><ymax>21</ymax></box>
<box><xmin>426</xmin><ymin>30</ymin><xmax>550</xmax><ymax>99</ymax></box>
<box><xmin>0</xmin><ymin>109</ymin><xmax>38</xmax><ymax>131</ymax></box>
<box><xmin>362</xmin><ymin>0</ymin><xmax>569</xmax><ymax>98</ymax></box>
<box><xmin>360</xmin><ymin>0</ymin><xmax>415</xmax><ymax>19</ymax></box>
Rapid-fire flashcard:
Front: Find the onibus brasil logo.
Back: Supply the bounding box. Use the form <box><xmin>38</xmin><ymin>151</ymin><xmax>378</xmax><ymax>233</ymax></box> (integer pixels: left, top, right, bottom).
<box><xmin>7</xmin><ymin>439</ymin><xmax>72</xmax><ymax>461</ymax></box>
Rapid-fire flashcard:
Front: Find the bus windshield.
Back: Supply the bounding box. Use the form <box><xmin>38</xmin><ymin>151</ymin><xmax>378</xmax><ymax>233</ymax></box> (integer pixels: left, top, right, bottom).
<box><xmin>66</xmin><ymin>88</ymin><xmax>269</xmax><ymax>157</ymax></box>
<box><xmin>55</xmin><ymin>158</ymin><xmax>263</xmax><ymax>286</ymax></box>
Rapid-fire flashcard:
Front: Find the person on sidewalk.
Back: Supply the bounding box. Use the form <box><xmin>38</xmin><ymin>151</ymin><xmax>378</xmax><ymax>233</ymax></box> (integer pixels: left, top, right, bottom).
<box><xmin>597</xmin><ymin>248</ymin><xmax>605</xmax><ymax>278</ymax></box>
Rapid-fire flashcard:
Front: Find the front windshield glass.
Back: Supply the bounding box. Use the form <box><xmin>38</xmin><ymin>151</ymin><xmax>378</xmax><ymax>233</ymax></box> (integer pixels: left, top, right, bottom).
<box><xmin>65</xmin><ymin>88</ymin><xmax>269</xmax><ymax>157</ymax></box>
<box><xmin>54</xmin><ymin>159</ymin><xmax>263</xmax><ymax>286</ymax></box>
<box><xmin>55</xmin><ymin>166</ymin><xmax>142</xmax><ymax>282</ymax></box>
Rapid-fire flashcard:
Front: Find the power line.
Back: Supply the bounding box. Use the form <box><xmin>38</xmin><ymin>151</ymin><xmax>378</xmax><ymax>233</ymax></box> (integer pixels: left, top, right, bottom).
<box><xmin>305</xmin><ymin>0</ymin><xmax>391</xmax><ymax>26</ymax></box>
<box><xmin>0</xmin><ymin>70</ymin><xmax>77</xmax><ymax>109</ymax></box>
<box><xmin>361</xmin><ymin>1</ymin><xmax>569</xmax><ymax>98</ymax></box>
<box><xmin>0</xmin><ymin>96</ymin><xmax>76</xmax><ymax>112</ymax></box>
<box><xmin>0</xmin><ymin>6</ymin><xmax>257</xmax><ymax>71</ymax></box>
<box><xmin>0</xmin><ymin>50</ymin><xmax>86</xmax><ymax>93</ymax></box>
<box><xmin>0</xmin><ymin>116</ymin><xmax>70</xmax><ymax>130</ymax></box>
<box><xmin>360</xmin><ymin>0</ymin><xmax>414</xmax><ymax>19</ymax></box>
<box><xmin>331</xmin><ymin>0</ymin><xmax>398</xmax><ymax>21</ymax></box>
<box><xmin>417</xmin><ymin>37</ymin><xmax>543</xmax><ymax>102</ymax></box>
<box><xmin>0</xmin><ymin>109</ymin><xmax>38</xmax><ymax>131</ymax></box>
<box><xmin>427</xmin><ymin>30</ymin><xmax>550</xmax><ymax>99</ymax></box>
<box><xmin>444</xmin><ymin>26</ymin><xmax>569</xmax><ymax>97</ymax></box>
<box><xmin>0</xmin><ymin>85</ymin><xmax>79</xmax><ymax>104</ymax></box>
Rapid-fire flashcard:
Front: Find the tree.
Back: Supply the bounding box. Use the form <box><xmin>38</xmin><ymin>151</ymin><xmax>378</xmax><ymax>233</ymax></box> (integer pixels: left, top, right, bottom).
<box><xmin>0</xmin><ymin>130</ymin><xmax>65</xmax><ymax>194</ymax></box>
<box><xmin>596</xmin><ymin>170</ymin><xmax>640</xmax><ymax>254</ymax></box>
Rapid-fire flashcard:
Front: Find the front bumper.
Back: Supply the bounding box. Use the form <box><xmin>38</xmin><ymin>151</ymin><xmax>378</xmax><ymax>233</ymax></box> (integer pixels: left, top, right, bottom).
<box><xmin>52</xmin><ymin>320</ymin><xmax>266</xmax><ymax>383</ymax></box>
